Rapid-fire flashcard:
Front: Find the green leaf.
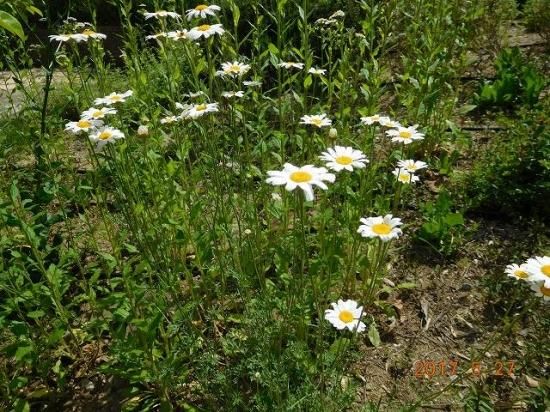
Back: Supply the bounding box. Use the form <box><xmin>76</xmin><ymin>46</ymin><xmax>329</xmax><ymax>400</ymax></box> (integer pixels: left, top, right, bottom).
<box><xmin>0</xmin><ymin>11</ymin><xmax>25</xmax><ymax>40</ymax></box>
<box><xmin>367</xmin><ymin>322</ymin><xmax>381</xmax><ymax>347</ymax></box>
<box><xmin>13</xmin><ymin>399</ymin><xmax>30</xmax><ymax>412</ymax></box>
<box><xmin>15</xmin><ymin>345</ymin><xmax>33</xmax><ymax>361</ymax></box>
<box><xmin>27</xmin><ymin>310</ymin><xmax>46</xmax><ymax>319</ymax></box>
<box><xmin>444</xmin><ymin>213</ymin><xmax>464</xmax><ymax>227</ymax></box>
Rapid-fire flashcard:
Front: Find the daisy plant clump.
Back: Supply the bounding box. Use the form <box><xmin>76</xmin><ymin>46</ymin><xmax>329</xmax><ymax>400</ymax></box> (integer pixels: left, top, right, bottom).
<box><xmin>356</xmin><ymin>215</ymin><xmax>404</xmax><ymax>301</ymax></box>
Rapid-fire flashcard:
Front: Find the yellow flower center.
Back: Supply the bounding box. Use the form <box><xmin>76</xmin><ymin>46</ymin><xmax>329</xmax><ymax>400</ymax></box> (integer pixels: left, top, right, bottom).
<box><xmin>540</xmin><ymin>285</ymin><xmax>550</xmax><ymax>296</ymax></box>
<box><xmin>311</xmin><ymin>118</ymin><xmax>323</xmax><ymax>126</ymax></box>
<box><xmin>77</xmin><ymin>120</ymin><xmax>92</xmax><ymax>128</ymax></box>
<box><xmin>110</xmin><ymin>95</ymin><xmax>123</xmax><ymax>102</ymax></box>
<box><xmin>399</xmin><ymin>130</ymin><xmax>412</xmax><ymax>139</ymax></box>
<box><xmin>82</xmin><ymin>29</ymin><xmax>96</xmax><ymax>35</ymax></box>
<box><xmin>290</xmin><ymin>171</ymin><xmax>312</xmax><ymax>183</ymax></box>
<box><xmin>98</xmin><ymin>131</ymin><xmax>112</xmax><ymax>140</ymax></box>
<box><xmin>398</xmin><ymin>173</ymin><xmax>410</xmax><ymax>183</ymax></box>
<box><xmin>338</xmin><ymin>310</ymin><xmax>354</xmax><ymax>323</ymax></box>
<box><xmin>196</xmin><ymin>104</ymin><xmax>208</xmax><ymax>111</ymax></box>
<box><xmin>195</xmin><ymin>4</ymin><xmax>208</xmax><ymax>11</ymax></box>
<box><xmin>198</xmin><ymin>24</ymin><xmax>211</xmax><ymax>31</ymax></box>
<box><xmin>372</xmin><ymin>223</ymin><xmax>392</xmax><ymax>235</ymax></box>
<box><xmin>514</xmin><ymin>270</ymin><xmax>529</xmax><ymax>279</ymax></box>
<box><xmin>541</xmin><ymin>265</ymin><xmax>550</xmax><ymax>277</ymax></box>
<box><xmin>229</xmin><ymin>64</ymin><xmax>241</xmax><ymax>73</ymax></box>
<box><xmin>335</xmin><ymin>156</ymin><xmax>353</xmax><ymax>165</ymax></box>
<box><xmin>93</xmin><ymin>110</ymin><xmax>104</xmax><ymax>118</ymax></box>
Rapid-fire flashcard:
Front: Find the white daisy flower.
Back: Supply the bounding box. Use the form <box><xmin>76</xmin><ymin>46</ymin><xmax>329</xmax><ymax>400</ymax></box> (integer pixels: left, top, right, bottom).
<box><xmin>278</xmin><ymin>62</ymin><xmax>304</xmax><ymax>69</ymax></box>
<box><xmin>330</xmin><ymin>10</ymin><xmax>345</xmax><ymax>19</ymax></box>
<box><xmin>525</xmin><ymin>256</ymin><xmax>550</xmax><ymax>286</ymax></box>
<box><xmin>187</xmin><ymin>24</ymin><xmax>225</xmax><ymax>40</ymax></box>
<box><xmin>266</xmin><ymin>163</ymin><xmax>335</xmax><ymax>202</ymax></box>
<box><xmin>386</xmin><ymin>125</ymin><xmax>424</xmax><ymax>144</ymax></box>
<box><xmin>48</xmin><ymin>34</ymin><xmax>75</xmax><ymax>43</ymax></box>
<box><xmin>89</xmin><ymin>126</ymin><xmax>125</xmax><ymax>149</ymax></box>
<box><xmin>358</xmin><ymin>214</ymin><xmax>403</xmax><ymax>242</ymax></box>
<box><xmin>167</xmin><ymin>30</ymin><xmax>189</xmax><ymax>41</ymax></box>
<box><xmin>379</xmin><ymin>118</ymin><xmax>401</xmax><ymax>128</ymax></box>
<box><xmin>300</xmin><ymin>113</ymin><xmax>332</xmax><ymax>128</ymax></box>
<box><xmin>243</xmin><ymin>80</ymin><xmax>262</xmax><ymax>87</ymax></box>
<box><xmin>160</xmin><ymin>115</ymin><xmax>181</xmax><ymax>124</ymax></box>
<box><xmin>80</xmin><ymin>28</ymin><xmax>107</xmax><ymax>40</ymax></box>
<box><xmin>529</xmin><ymin>280</ymin><xmax>550</xmax><ymax>302</ymax></box>
<box><xmin>360</xmin><ymin>114</ymin><xmax>390</xmax><ymax>126</ymax></box>
<box><xmin>217</xmin><ymin>61</ymin><xmax>251</xmax><ymax>77</ymax></box>
<box><xmin>308</xmin><ymin>67</ymin><xmax>326</xmax><ymax>75</ymax></box>
<box><xmin>392</xmin><ymin>168</ymin><xmax>420</xmax><ymax>184</ymax></box>
<box><xmin>65</xmin><ymin>119</ymin><xmax>103</xmax><ymax>134</ymax></box>
<box><xmin>315</xmin><ymin>18</ymin><xmax>337</xmax><ymax>26</ymax></box>
<box><xmin>186</xmin><ymin>4</ymin><xmax>221</xmax><ymax>20</ymax></box>
<box><xmin>222</xmin><ymin>91</ymin><xmax>244</xmax><ymax>98</ymax></box>
<box><xmin>94</xmin><ymin>90</ymin><xmax>133</xmax><ymax>106</ymax></box>
<box><xmin>325</xmin><ymin>299</ymin><xmax>366</xmax><ymax>333</ymax></box>
<box><xmin>182</xmin><ymin>92</ymin><xmax>205</xmax><ymax>99</ymax></box>
<box><xmin>397</xmin><ymin>159</ymin><xmax>428</xmax><ymax>173</ymax></box>
<box><xmin>146</xmin><ymin>32</ymin><xmax>168</xmax><ymax>40</ymax></box>
<box><xmin>81</xmin><ymin>107</ymin><xmax>117</xmax><ymax>120</ymax></box>
<box><xmin>144</xmin><ymin>11</ymin><xmax>181</xmax><ymax>20</ymax></box>
<box><xmin>505</xmin><ymin>263</ymin><xmax>530</xmax><ymax>281</ymax></box>
<box><xmin>184</xmin><ymin>102</ymin><xmax>219</xmax><ymax>119</ymax></box>
<box><xmin>319</xmin><ymin>146</ymin><xmax>368</xmax><ymax>172</ymax></box>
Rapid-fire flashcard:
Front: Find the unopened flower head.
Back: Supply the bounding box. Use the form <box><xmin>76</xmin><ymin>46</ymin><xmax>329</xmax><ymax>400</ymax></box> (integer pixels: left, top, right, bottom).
<box><xmin>505</xmin><ymin>263</ymin><xmax>530</xmax><ymax>281</ymax></box>
<box><xmin>81</xmin><ymin>107</ymin><xmax>117</xmax><ymax>120</ymax></box>
<box><xmin>94</xmin><ymin>90</ymin><xmax>133</xmax><ymax>106</ymax></box>
<box><xmin>529</xmin><ymin>280</ymin><xmax>550</xmax><ymax>302</ymax></box>
<box><xmin>392</xmin><ymin>168</ymin><xmax>420</xmax><ymax>184</ymax></box>
<box><xmin>184</xmin><ymin>102</ymin><xmax>219</xmax><ymax>119</ymax></box>
<box><xmin>89</xmin><ymin>126</ymin><xmax>125</xmax><ymax>149</ymax></box>
<box><xmin>397</xmin><ymin>159</ymin><xmax>428</xmax><ymax>173</ymax></box>
<box><xmin>358</xmin><ymin>214</ymin><xmax>403</xmax><ymax>242</ymax></box>
<box><xmin>308</xmin><ymin>67</ymin><xmax>326</xmax><ymax>75</ymax></box>
<box><xmin>386</xmin><ymin>125</ymin><xmax>425</xmax><ymax>144</ymax></box>
<box><xmin>187</xmin><ymin>24</ymin><xmax>225</xmax><ymax>39</ymax></box>
<box><xmin>144</xmin><ymin>10</ymin><xmax>181</xmax><ymax>20</ymax></box>
<box><xmin>325</xmin><ymin>299</ymin><xmax>366</xmax><ymax>333</ymax></box>
<box><xmin>300</xmin><ymin>113</ymin><xmax>332</xmax><ymax>128</ymax></box>
<box><xmin>361</xmin><ymin>114</ymin><xmax>390</xmax><ymax>126</ymax></box>
<box><xmin>137</xmin><ymin>125</ymin><xmax>149</xmax><ymax>136</ymax></box>
<box><xmin>217</xmin><ymin>61</ymin><xmax>251</xmax><ymax>77</ymax></box>
<box><xmin>278</xmin><ymin>61</ymin><xmax>304</xmax><ymax>69</ymax></box>
<box><xmin>186</xmin><ymin>4</ymin><xmax>221</xmax><ymax>20</ymax></box>
<box><xmin>65</xmin><ymin>118</ymin><xmax>103</xmax><ymax>134</ymax></box>
<box><xmin>319</xmin><ymin>146</ymin><xmax>368</xmax><ymax>172</ymax></box>
<box><xmin>525</xmin><ymin>256</ymin><xmax>550</xmax><ymax>286</ymax></box>
<box><xmin>266</xmin><ymin>163</ymin><xmax>335</xmax><ymax>202</ymax></box>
